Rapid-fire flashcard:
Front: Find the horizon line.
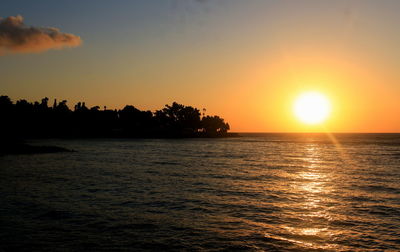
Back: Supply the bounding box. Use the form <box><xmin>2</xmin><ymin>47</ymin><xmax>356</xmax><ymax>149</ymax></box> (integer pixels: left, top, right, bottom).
<box><xmin>234</xmin><ymin>132</ymin><xmax>400</xmax><ymax>134</ymax></box>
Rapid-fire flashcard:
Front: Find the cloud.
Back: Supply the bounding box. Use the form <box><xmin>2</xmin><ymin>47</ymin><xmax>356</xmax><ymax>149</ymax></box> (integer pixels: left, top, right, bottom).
<box><xmin>0</xmin><ymin>15</ymin><xmax>82</xmax><ymax>55</ymax></box>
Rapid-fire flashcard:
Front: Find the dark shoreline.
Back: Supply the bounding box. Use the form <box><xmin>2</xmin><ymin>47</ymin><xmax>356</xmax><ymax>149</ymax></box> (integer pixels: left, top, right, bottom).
<box><xmin>0</xmin><ymin>143</ymin><xmax>73</xmax><ymax>156</ymax></box>
<box><xmin>0</xmin><ymin>133</ymin><xmax>240</xmax><ymax>156</ymax></box>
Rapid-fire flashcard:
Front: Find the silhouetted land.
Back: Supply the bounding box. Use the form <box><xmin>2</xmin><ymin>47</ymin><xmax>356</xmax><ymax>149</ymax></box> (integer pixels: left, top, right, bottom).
<box><xmin>0</xmin><ymin>95</ymin><xmax>235</xmax><ymax>145</ymax></box>
<box><xmin>0</xmin><ymin>140</ymin><xmax>73</xmax><ymax>156</ymax></box>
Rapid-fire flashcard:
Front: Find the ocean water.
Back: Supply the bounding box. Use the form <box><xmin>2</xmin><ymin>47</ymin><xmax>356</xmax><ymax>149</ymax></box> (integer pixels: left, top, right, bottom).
<box><xmin>0</xmin><ymin>134</ymin><xmax>399</xmax><ymax>251</ymax></box>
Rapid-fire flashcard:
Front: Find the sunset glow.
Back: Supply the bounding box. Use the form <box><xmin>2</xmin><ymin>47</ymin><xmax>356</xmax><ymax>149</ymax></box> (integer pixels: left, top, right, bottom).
<box><xmin>1</xmin><ymin>2</ymin><xmax>400</xmax><ymax>252</ymax></box>
<box><xmin>294</xmin><ymin>92</ymin><xmax>331</xmax><ymax>125</ymax></box>
<box><xmin>1</xmin><ymin>1</ymin><xmax>400</xmax><ymax>132</ymax></box>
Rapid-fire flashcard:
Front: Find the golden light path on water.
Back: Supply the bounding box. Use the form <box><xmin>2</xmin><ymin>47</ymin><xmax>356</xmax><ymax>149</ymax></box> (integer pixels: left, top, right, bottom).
<box><xmin>206</xmin><ymin>130</ymin><xmax>372</xmax><ymax>251</ymax></box>
<box><xmin>281</xmin><ymin>143</ymin><xmax>337</xmax><ymax>250</ymax></box>
<box><xmin>263</xmin><ymin>133</ymin><xmax>355</xmax><ymax>251</ymax></box>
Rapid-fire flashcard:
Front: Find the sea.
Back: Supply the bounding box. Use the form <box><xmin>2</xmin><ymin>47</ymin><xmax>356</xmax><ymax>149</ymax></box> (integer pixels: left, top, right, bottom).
<box><xmin>0</xmin><ymin>133</ymin><xmax>399</xmax><ymax>251</ymax></box>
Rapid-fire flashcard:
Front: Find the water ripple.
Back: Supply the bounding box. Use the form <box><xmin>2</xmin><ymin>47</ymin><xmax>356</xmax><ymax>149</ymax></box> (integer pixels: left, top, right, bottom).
<box><xmin>0</xmin><ymin>134</ymin><xmax>399</xmax><ymax>251</ymax></box>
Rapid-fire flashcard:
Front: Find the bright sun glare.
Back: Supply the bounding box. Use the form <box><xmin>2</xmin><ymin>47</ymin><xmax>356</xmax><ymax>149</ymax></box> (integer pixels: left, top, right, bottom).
<box><xmin>294</xmin><ymin>92</ymin><xmax>331</xmax><ymax>125</ymax></box>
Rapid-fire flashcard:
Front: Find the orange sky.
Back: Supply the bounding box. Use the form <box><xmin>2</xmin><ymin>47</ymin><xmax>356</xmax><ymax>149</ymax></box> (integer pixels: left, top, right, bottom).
<box><xmin>1</xmin><ymin>1</ymin><xmax>399</xmax><ymax>132</ymax></box>
<box><xmin>218</xmin><ymin>50</ymin><xmax>400</xmax><ymax>132</ymax></box>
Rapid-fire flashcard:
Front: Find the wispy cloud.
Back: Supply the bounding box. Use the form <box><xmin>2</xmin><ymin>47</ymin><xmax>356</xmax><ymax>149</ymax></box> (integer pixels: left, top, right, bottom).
<box><xmin>0</xmin><ymin>15</ymin><xmax>82</xmax><ymax>55</ymax></box>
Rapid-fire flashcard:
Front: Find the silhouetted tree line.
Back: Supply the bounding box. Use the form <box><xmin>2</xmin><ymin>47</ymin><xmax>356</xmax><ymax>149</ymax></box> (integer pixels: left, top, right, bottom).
<box><xmin>0</xmin><ymin>96</ymin><xmax>232</xmax><ymax>139</ymax></box>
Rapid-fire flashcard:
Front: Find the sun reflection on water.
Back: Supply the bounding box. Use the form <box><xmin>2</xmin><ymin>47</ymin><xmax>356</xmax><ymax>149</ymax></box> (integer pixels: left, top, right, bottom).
<box><xmin>279</xmin><ymin>142</ymin><xmax>339</xmax><ymax>250</ymax></box>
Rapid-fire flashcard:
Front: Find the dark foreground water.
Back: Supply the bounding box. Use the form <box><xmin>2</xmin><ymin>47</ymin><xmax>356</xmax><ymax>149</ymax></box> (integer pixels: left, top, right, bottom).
<box><xmin>0</xmin><ymin>134</ymin><xmax>399</xmax><ymax>251</ymax></box>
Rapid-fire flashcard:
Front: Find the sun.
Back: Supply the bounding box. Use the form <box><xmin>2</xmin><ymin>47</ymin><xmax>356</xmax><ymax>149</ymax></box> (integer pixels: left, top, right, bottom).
<box><xmin>293</xmin><ymin>91</ymin><xmax>331</xmax><ymax>125</ymax></box>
